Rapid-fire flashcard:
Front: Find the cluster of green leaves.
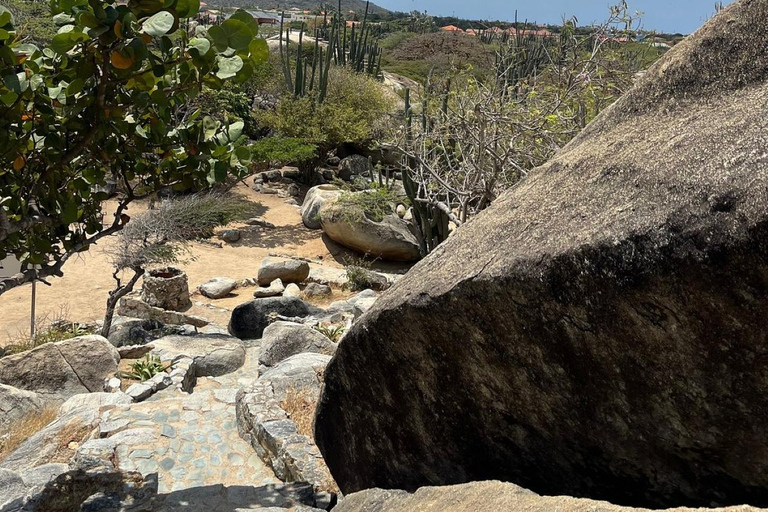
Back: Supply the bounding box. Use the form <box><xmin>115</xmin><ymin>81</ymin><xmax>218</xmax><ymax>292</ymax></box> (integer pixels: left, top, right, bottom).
<box><xmin>0</xmin><ymin>0</ymin><xmax>267</xmax><ymax>292</ymax></box>
<box><xmin>314</xmin><ymin>324</ymin><xmax>345</xmax><ymax>343</ymax></box>
<box><xmin>249</xmin><ymin>137</ymin><xmax>317</xmax><ymax>165</ymax></box>
<box><xmin>128</xmin><ymin>355</ymin><xmax>169</xmax><ymax>381</ymax></box>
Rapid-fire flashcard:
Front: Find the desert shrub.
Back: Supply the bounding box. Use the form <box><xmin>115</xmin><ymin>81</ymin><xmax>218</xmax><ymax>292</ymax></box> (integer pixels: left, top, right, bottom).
<box><xmin>3</xmin><ymin>307</ymin><xmax>95</xmax><ymax>357</ymax></box>
<box><xmin>341</xmin><ymin>256</ymin><xmax>386</xmax><ymax>292</ymax></box>
<box><xmin>280</xmin><ymin>386</ymin><xmax>318</xmax><ymax>439</ymax></box>
<box><xmin>0</xmin><ymin>407</ymin><xmax>58</xmax><ymax>460</ymax></box>
<box><xmin>250</xmin><ymin>137</ymin><xmax>318</xmax><ymax>166</ymax></box>
<box><xmin>328</xmin><ymin>184</ymin><xmax>407</xmax><ymax>223</ymax></box>
<box><xmin>314</xmin><ymin>324</ymin><xmax>345</xmax><ymax>343</ymax></box>
<box><xmin>262</xmin><ymin>66</ymin><xmax>394</xmax><ymax>153</ymax></box>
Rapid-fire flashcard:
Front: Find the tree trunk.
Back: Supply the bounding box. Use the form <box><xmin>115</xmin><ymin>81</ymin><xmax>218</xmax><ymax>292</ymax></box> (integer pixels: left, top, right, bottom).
<box><xmin>101</xmin><ymin>267</ymin><xmax>145</xmax><ymax>338</ymax></box>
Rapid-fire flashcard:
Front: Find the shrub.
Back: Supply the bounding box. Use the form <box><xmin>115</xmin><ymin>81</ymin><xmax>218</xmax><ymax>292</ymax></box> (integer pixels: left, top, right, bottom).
<box><xmin>3</xmin><ymin>307</ymin><xmax>94</xmax><ymax>357</ymax></box>
<box><xmin>328</xmin><ymin>184</ymin><xmax>408</xmax><ymax>223</ymax></box>
<box><xmin>250</xmin><ymin>137</ymin><xmax>318</xmax><ymax>166</ymax></box>
<box><xmin>0</xmin><ymin>407</ymin><xmax>57</xmax><ymax>460</ymax></box>
<box><xmin>126</xmin><ymin>355</ymin><xmax>170</xmax><ymax>382</ymax></box>
<box><xmin>314</xmin><ymin>324</ymin><xmax>345</xmax><ymax>343</ymax></box>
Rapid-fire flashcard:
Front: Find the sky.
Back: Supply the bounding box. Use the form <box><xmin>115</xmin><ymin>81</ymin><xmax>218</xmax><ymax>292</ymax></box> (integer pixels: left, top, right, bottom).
<box><xmin>373</xmin><ymin>0</ymin><xmax>736</xmax><ymax>34</ymax></box>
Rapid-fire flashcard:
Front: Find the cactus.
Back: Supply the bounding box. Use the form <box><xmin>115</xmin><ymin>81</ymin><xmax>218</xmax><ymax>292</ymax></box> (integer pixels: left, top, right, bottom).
<box><xmin>279</xmin><ymin>13</ymin><xmax>339</xmax><ymax>103</ymax></box>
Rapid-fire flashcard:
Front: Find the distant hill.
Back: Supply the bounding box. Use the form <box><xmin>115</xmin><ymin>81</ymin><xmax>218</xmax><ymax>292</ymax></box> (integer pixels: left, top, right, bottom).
<box><xmin>234</xmin><ymin>1</ymin><xmax>390</xmax><ymax>15</ymax></box>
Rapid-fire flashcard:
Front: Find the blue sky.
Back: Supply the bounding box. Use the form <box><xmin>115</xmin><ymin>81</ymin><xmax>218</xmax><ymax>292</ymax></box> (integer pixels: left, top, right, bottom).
<box><xmin>374</xmin><ymin>0</ymin><xmax>736</xmax><ymax>34</ymax></box>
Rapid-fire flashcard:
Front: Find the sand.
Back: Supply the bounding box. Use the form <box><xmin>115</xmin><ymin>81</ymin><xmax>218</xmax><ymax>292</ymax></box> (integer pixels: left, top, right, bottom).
<box><xmin>0</xmin><ymin>182</ymin><xmax>402</xmax><ymax>344</ymax></box>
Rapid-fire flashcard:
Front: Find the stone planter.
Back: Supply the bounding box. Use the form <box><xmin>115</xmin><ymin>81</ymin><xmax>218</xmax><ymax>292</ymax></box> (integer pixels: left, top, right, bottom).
<box><xmin>140</xmin><ymin>267</ymin><xmax>191</xmax><ymax>312</ymax></box>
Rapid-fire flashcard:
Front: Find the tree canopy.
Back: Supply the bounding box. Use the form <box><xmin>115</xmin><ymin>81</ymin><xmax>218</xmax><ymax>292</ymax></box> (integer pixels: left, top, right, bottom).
<box><xmin>0</xmin><ymin>0</ymin><xmax>268</xmax><ymax>294</ymax></box>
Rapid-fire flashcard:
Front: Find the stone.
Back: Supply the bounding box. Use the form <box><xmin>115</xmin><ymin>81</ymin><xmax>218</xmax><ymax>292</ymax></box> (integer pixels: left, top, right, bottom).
<box><xmin>262</xmin><ymin>169</ymin><xmax>283</xmax><ymax>182</ymax></box>
<box><xmin>315</xmin><ymin>3</ymin><xmax>768</xmax><ymax>507</ymax></box>
<box><xmin>258</xmin><ymin>258</ymin><xmax>311</xmax><ymax>286</ymax></box>
<box><xmin>150</xmin><ymin>334</ymin><xmax>246</xmax><ymax>377</ymax></box>
<box><xmin>319</xmin><ymin>202</ymin><xmax>421</xmax><ymax>262</ymax></box>
<box><xmin>259</xmin><ymin>322</ymin><xmax>337</xmax><ymax>369</ymax></box>
<box><xmin>288</xmin><ymin>184</ymin><xmax>300</xmax><ymax>197</ymax></box>
<box><xmin>339</xmin><ymin>155</ymin><xmax>369</xmax><ymax>180</ymax></box>
<box><xmin>0</xmin><ymin>383</ymin><xmax>43</xmax><ymax>431</ymax></box>
<box><xmin>396</xmin><ymin>204</ymin><xmax>407</xmax><ymax>218</ymax></box>
<box><xmin>0</xmin><ymin>335</ymin><xmax>120</xmax><ymax>401</ymax></box>
<box><xmin>200</xmin><ymin>277</ymin><xmax>237</xmax><ymax>299</ymax></box>
<box><xmin>253</xmin><ymin>278</ymin><xmax>285</xmax><ymax>298</ymax></box>
<box><xmin>302</xmin><ymin>283</ymin><xmax>332</xmax><ymax>299</ymax></box>
<box><xmin>351</xmin><ymin>297</ymin><xmax>377</xmax><ymax>320</ymax></box>
<box><xmin>281</xmin><ymin>166</ymin><xmax>302</xmax><ymax>180</ymax></box>
<box><xmin>260</xmin><ymin>353</ymin><xmax>331</xmax><ymax>400</ymax></box>
<box><xmin>107</xmin><ymin>317</ymin><xmax>163</xmax><ymax>347</ymax></box>
<box><xmin>0</xmin><ymin>468</ymin><xmax>27</xmax><ymax>511</ymax></box>
<box><xmin>346</xmin><ymin>267</ymin><xmax>390</xmax><ymax>292</ymax></box>
<box><xmin>126</xmin><ymin>383</ymin><xmax>153</xmax><ymax>401</ymax></box>
<box><xmin>117</xmin><ymin>344</ymin><xmax>153</xmax><ymax>359</ymax></box>
<box><xmin>219</xmin><ymin>230</ymin><xmax>241</xmax><ymax>243</ymax></box>
<box><xmin>283</xmin><ymin>283</ymin><xmax>301</xmax><ymax>299</ymax></box>
<box><xmin>140</xmin><ymin>267</ymin><xmax>192</xmax><ymax>312</ymax></box>
<box><xmin>228</xmin><ymin>297</ymin><xmax>318</xmax><ymax>340</ymax></box>
<box><xmin>118</xmin><ymin>296</ymin><xmax>209</xmax><ymax>328</ymax></box>
<box><xmin>301</xmin><ymin>185</ymin><xmax>342</xmax><ymax>230</ymax></box>
<box><xmin>307</xmin><ymin>265</ymin><xmax>349</xmax><ymax>288</ymax></box>
<box><xmin>333</xmin><ymin>482</ymin><xmax>768</xmax><ymax>512</ymax></box>
<box><xmin>104</xmin><ymin>377</ymin><xmax>122</xmax><ymax>393</ymax></box>
<box><xmin>247</xmin><ymin>217</ymin><xmax>276</xmax><ymax>229</ymax></box>
<box><xmin>58</xmin><ymin>392</ymin><xmax>132</xmax><ymax>416</ymax></box>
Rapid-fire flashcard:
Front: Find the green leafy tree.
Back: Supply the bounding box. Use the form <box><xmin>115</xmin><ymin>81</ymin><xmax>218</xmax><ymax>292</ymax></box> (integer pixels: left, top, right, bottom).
<box><xmin>0</xmin><ymin>1</ymin><xmax>268</xmax><ymax>295</ymax></box>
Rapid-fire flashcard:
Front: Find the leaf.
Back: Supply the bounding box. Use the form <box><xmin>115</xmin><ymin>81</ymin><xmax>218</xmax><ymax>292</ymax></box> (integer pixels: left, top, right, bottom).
<box><xmin>51</xmin><ymin>32</ymin><xmax>77</xmax><ymax>54</ymax></box>
<box><xmin>12</xmin><ymin>155</ymin><xmax>25</xmax><ymax>171</ymax></box>
<box><xmin>175</xmin><ymin>0</ymin><xmax>199</xmax><ymax>18</ymax></box>
<box><xmin>142</xmin><ymin>10</ymin><xmax>175</xmax><ymax>37</ymax></box>
<box><xmin>3</xmin><ymin>72</ymin><xmax>29</xmax><ymax>94</ymax></box>
<box><xmin>249</xmin><ymin>38</ymin><xmax>269</xmax><ymax>65</ymax></box>
<box><xmin>61</xmin><ymin>201</ymin><xmax>79</xmax><ymax>224</ymax></box>
<box><xmin>111</xmin><ymin>50</ymin><xmax>134</xmax><ymax>69</ymax></box>
<box><xmin>52</xmin><ymin>12</ymin><xmax>74</xmax><ymax>26</ymax></box>
<box><xmin>67</xmin><ymin>77</ymin><xmax>85</xmax><ymax>95</ymax></box>
<box><xmin>215</xmin><ymin>55</ymin><xmax>242</xmax><ymax>79</ymax></box>
<box><xmin>202</xmin><ymin>115</ymin><xmax>218</xmax><ymax>141</ymax></box>
<box><xmin>189</xmin><ymin>37</ymin><xmax>210</xmax><ymax>56</ymax></box>
<box><xmin>207</xmin><ymin>25</ymin><xmax>227</xmax><ymax>52</ymax></box>
<box><xmin>221</xmin><ymin>19</ymin><xmax>251</xmax><ymax>50</ymax></box>
<box><xmin>228</xmin><ymin>9</ymin><xmax>258</xmax><ymax>36</ymax></box>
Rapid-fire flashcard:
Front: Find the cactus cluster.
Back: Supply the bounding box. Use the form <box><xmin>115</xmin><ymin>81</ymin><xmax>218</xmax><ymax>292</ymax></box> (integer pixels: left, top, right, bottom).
<box><xmin>278</xmin><ymin>0</ymin><xmax>383</xmax><ymax>104</ymax></box>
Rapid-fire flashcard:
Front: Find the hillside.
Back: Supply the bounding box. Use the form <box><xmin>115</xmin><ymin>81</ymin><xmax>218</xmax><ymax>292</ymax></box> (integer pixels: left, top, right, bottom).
<box><xmin>242</xmin><ymin>1</ymin><xmax>390</xmax><ymax>14</ymax></box>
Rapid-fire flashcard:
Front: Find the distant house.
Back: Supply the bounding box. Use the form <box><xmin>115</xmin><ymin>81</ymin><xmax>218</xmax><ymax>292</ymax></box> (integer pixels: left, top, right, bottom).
<box><xmin>465</xmin><ymin>28</ymin><xmax>479</xmax><ymax>36</ymax></box>
<box><xmin>248</xmin><ymin>11</ymin><xmax>280</xmax><ymax>25</ymax></box>
<box><xmin>441</xmin><ymin>25</ymin><xmax>464</xmax><ymax>33</ymax></box>
<box><xmin>505</xmin><ymin>27</ymin><xmax>554</xmax><ymax>38</ymax></box>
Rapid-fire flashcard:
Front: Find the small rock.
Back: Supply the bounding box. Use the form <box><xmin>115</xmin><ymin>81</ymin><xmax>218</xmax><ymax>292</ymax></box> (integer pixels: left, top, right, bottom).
<box><xmin>247</xmin><ymin>218</ymin><xmax>276</xmax><ymax>229</ymax></box>
<box><xmin>219</xmin><ymin>230</ymin><xmax>241</xmax><ymax>243</ymax></box>
<box><xmin>261</xmin><ymin>186</ymin><xmax>278</xmax><ymax>195</ymax></box>
<box><xmin>284</xmin><ymin>198</ymin><xmax>300</xmax><ymax>206</ymax></box>
<box><xmin>263</xmin><ymin>169</ymin><xmax>283</xmax><ymax>182</ymax></box>
<box><xmin>303</xmin><ymin>283</ymin><xmax>332</xmax><ymax>299</ymax></box>
<box><xmin>288</xmin><ymin>184</ymin><xmax>300</xmax><ymax>197</ymax></box>
<box><xmin>125</xmin><ymin>383</ymin><xmax>153</xmax><ymax>402</ymax></box>
<box><xmin>200</xmin><ymin>277</ymin><xmax>237</xmax><ymax>300</ymax></box>
<box><xmin>284</xmin><ymin>283</ymin><xmax>301</xmax><ymax>299</ymax></box>
<box><xmin>396</xmin><ymin>204</ymin><xmax>407</xmax><ymax>218</ymax></box>
<box><xmin>254</xmin><ymin>279</ymin><xmax>286</xmax><ymax>298</ymax></box>
<box><xmin>104</xmin><ymin>377</ymin><xmax>122</xmax><ymax>393</ymax></box>
<box><xmin>281</xmin><ymin>166</ymin><xmax>302</xmax><ymax>180</ymax></box>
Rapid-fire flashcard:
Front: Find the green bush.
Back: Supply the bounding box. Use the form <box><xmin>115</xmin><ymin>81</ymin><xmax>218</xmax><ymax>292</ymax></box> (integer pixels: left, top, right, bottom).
<box><xmin>250</xmin><ymin>137</ymin><xmax>317</xmax><ymax>166</ymax></box>
<box><xmin>127</xmin><ymin>355</ymin><xmax>170</xmax><ymax>382</ymax></box>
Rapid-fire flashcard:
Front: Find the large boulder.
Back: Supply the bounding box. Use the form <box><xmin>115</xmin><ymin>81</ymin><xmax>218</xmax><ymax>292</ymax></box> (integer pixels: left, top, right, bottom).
<box><xmin>107</xmin><ymin>317</ymin><xmax>163</xmax><ymax>347</ymax></box>
<box><xmin>0</xmin><ymin>384</ymin><xmax>43</xmax><ymax>431</ymax></box>
<box><xmin>259</xmin><ymin>321</ymin><xmax>337</xmax><ymax>369</ymax></box>
<box><xmin>333</xmin><ymin>482</ymin><xmax>768</xmax><ymax>512</ymax></box>
<box><xmin>229</xmin><ymin>297</ymin><xmax>317</xmax><ymax>340</ymax></box>
<box><xmin>258</xmin><ymin>258</ymin><xmax>311</xmax><ymax>286</ymax></box>
<box><xmin>0</xmin><ymin>335</ymin><xmax>120</xmax><ymax>402</ymax></box>
<box><xmin>319</xmin><ymin>203</ymin><xmax>420</xmax><ymax>262</ymax></box>
<box><xmin>149</xmin><ymin>334</ymin><xmax>246</xmax><ymax>377</ymax></box>
<box><xmin>260</xmin><ymin>353</ymin><xmax>331</xmax><ymax>400</ymax></box>
<box><xmin>301</xmin><ymin>185</ymin><xmax>342</xmax><ymax>230</ymax></box>
<box><xmin>315</xmin><ymin>3</ymin><xmax>768</xmax><ymax>508</ymax></box>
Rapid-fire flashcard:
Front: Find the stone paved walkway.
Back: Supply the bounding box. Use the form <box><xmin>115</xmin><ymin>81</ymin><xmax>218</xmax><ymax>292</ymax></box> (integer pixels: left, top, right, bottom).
<box><xmin>102</xmin><ymin>345</ymin><xmax>275</xmax><ymax>496</ymax></box>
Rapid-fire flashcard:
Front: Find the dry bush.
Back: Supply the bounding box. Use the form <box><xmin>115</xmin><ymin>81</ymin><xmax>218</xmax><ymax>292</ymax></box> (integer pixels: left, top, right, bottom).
<box><xmin>0</xmin><ymin>407</ymin><xmax>58</xmax><ymax>460</ymax></box>
<box><xmin>281</xmin><ymin>386</ymin><xmax>319</xmax><ymax>440</ymax></box>
<box><xmin>51</xmin><ymin>420</ymin><xmax>95</xmax><ymax>463</ymax></box>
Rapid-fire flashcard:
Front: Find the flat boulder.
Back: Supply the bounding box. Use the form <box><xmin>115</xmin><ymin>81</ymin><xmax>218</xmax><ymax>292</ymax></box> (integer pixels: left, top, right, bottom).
<box><xmin>259</xmin><ymin>321</ymin><xmax>337</xmax><ymax>369</ymax></box>
<box><xmin>0</xmin><ymin>335</ymin><xmax>119</xmax><ymax>402</ymax></box>
<box><xmin>319</xmin><ymin>203</ymin><xmax>420</xmax><ymax>262</ymax></box>
<box><xmin>260</xmin><ymin>353</ymin><xmax>331</xmax><ymax>400</ymax></box>
<box><xmin>149</xmin><ymin>334</ymin><xmax>245</xmax><ymax>377</ymax></box>
<box><xmin>315</xmin><ymin>3</ymin><xmax>768</xmax><ymax>508</ymax></box>
<box><xmin>258</xmin><ymin>258</ymin><xmax>311</xmax><ymax>286</ymax></box>
<box><xmin>229</xmin><ymin>297</ymin><xmax>317</xmax><ymax>340</ymax></box>
<box><xmin>301</xmin><ymin>185</ymin><xmax>342</xmax><ymax>230</ymax></box>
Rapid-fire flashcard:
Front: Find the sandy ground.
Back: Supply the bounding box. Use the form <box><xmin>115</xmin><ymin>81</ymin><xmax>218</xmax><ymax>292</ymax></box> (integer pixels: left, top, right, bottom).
<box><xmin>0</xmin><ymin>181</ymin><xmax>404</xmax><ymax>344</ymax></box>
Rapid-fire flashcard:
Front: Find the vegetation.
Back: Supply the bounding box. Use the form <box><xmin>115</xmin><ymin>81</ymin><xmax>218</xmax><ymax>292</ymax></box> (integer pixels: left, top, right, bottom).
<box><xmin>0</xmin><ymin>0</ymin><xmax>267</xmax><ymax>296</ymax></box>
<box><xmin>330</xmin><ymin>184</ymin><xmax>405</xmax><ymax>223</ymax></box>
<box><xmin>315</xmin><ymin>323</ymin><xmax>345</xmax><ymax>342</ymax></box>
<box><xmin>127</xmin><ymin>355</ymin><xmax>170</xmax><ymax>382</ymax></box>
<box><xmin>102</xmin><ymin>193</ymin><xmax>257</xmax><ymax>336</ymax></box>
<box><xmin>0</xmin><ymin>407</ymin><xmax>58</xmax><ymax>461</ymax></box>
<box><xmin>3</xmin><ymin>307</ymin><xmax>95</xmax><ymax>357</ymax></box>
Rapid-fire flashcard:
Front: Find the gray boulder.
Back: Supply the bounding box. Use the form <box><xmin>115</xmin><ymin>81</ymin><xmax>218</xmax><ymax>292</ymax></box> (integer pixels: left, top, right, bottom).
<box><xmin>260</xmin><ymin>353</ymin><xmax>331</xmax><ymax>400</ymax></box>
<box><xmin>0</xmin><ymin>384</ymin><xmax>43</xmax><ymax>431</ymax></box>
<box><xmin>339</xmin><ymin>155</ymin><xmax>370</xmax><ymax>181</ymax></box>
<box><xmin>218</xmin><ymin>229</ymin><xmax>241</xmax><ymax>243</ymax></box>
<box><xmin>315</xmin><ymin>3</ymin><xmax>768</xmax><ymax>507</ymax></box>
<box><xmin>302</xmin><ymin>283</ymin><xmax>332</xmax><ymax>299</ymax></box>
<box><xmin>258</xmin><ymin>258</ymin><xmax>311</xmax><ymax>286</ymax></box>
<box><xmin>229</xmin><ymin>297</ymin><xmax>318</xmax><ymax>340</ymax></box>
<box><xmin>284</xmin><ymin>283</ymin><xmax>302</xmax><ymax>298</ymax></box>
<box><xmin>0</xmin><ymin>335</ymin><xmax>120</xmax><ymax>402</ymax></box>
<box><xmin>58</xmin><ymin>392</ymin><xmax>132</xmax><ymax>416</ymax></box>
<box><xmin>320</xmin><ymin>203</ymin><xmax>420</xmax><ymax>262</ymax></box>
<box><xmin>253</xmin><ymin>278</ymin><xmax>285</xmax><ymax>298</ymax></box>
<box><xmin>107</xmin><ymin>317</ymin><xmax>163</xmax><ymax>347</ymax></box>
<box><xmin>259</xmin><ymin>322</ymin><xmax>337</xmax><ymax>369</ymax></box>
<box><xmin>199</xmin><ymin>277</ymin><xmax>237</xmax><ymax>299</ymax></box>
<box><xmin>301</xmin><ymin>185</ymin><xmax>342</xmax><ymax>230</ymax></box>
<box><xmin>150</xmin><ymin>334</ymin><xmax>246</xmax><ymax>377</ymax></box>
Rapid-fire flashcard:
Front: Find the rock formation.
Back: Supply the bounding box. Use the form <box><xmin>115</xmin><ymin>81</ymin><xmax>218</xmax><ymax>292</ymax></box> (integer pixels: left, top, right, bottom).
<box><xmin>315</xmin><ymin>1</ymin><xmax>768</xmax><ymax>508</ymax></box>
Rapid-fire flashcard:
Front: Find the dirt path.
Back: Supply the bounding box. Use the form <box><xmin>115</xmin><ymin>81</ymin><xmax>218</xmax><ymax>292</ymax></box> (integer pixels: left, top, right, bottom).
<box><xmin>0</xmin><ymin>182</ymin><xmax>377</xmax><ymax>343</ymax></box>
